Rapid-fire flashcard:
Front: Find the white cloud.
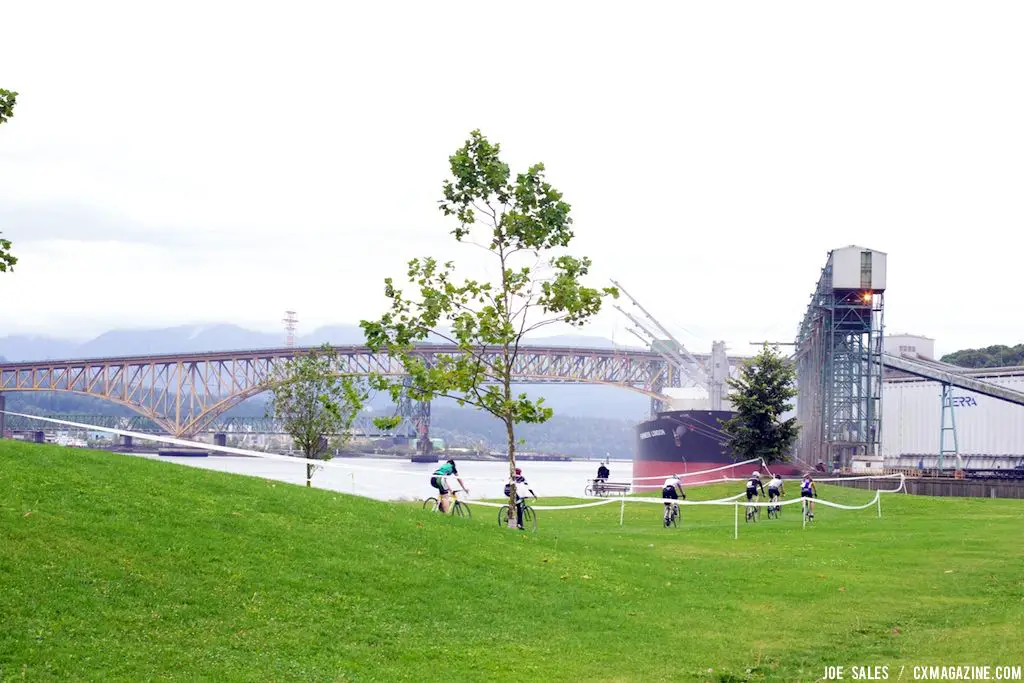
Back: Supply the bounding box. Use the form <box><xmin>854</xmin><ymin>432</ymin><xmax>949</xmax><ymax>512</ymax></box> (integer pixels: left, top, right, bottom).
<box><xmin>1</xmin><ymin>0</ymin><xmax>1022</xmax><ymax>359</ymax></box>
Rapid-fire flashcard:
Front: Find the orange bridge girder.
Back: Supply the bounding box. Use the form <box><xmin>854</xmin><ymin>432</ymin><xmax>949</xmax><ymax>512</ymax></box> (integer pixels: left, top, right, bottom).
<box><xmin>0</xmin><ymin>344</ymin><xmax>734</xmax><ymax>438</ymax></box>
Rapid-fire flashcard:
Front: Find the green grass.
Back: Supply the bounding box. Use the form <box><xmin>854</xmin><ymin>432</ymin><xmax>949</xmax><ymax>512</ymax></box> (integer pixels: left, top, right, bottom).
<box><xmin>2</xmin><ymin>442</ymin><xmax>1022</xmax><ymax>682</ymax></box>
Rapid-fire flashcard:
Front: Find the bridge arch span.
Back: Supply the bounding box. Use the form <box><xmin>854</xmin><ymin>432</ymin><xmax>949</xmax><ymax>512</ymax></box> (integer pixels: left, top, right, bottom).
<box><xmin>0</xmin><ymin>344</ymin><xmax>733</xmax><ymax>437</ymax></box>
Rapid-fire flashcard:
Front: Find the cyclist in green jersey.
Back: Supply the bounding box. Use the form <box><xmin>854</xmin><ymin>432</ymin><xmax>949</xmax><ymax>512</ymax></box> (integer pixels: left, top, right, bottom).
<box><xmin>431</xmin><ymin>459</ymin><xmax>469</xmax><ymax>513</ymax></box>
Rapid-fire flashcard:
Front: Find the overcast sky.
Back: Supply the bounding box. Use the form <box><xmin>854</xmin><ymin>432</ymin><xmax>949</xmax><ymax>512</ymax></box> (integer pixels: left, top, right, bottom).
<box><xmin>1</xmin><ymin>1</ymin><xmax>1021</xmax><ymax>358</ymax></box>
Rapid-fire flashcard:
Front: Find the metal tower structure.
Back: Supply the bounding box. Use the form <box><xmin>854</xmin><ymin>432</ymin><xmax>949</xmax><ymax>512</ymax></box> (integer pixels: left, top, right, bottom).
<box><xmin>938</xmin><ymin>384</ymin><xmax>961</xmax><ymax>473</ymax></box>
<box><xmin>795</xmin><ymin>246</ymin><xmax>886</xmax><ymax>471</ymax></box>
<box><xmin>283</xmin><ymin>311</ymin><xmax>298</xmax><ymax>347</ymax></box>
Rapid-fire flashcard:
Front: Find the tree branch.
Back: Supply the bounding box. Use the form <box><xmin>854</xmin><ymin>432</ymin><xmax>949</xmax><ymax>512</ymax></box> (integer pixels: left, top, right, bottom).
<box><xmin>410</xmin><ymin>325</ymin><xmax>500</xmax><ymax>378</ymax></box>
<box><xmin>522</xmin><ymin>314</ymin><xmax>570</xmax><ymax>336</ymax></box>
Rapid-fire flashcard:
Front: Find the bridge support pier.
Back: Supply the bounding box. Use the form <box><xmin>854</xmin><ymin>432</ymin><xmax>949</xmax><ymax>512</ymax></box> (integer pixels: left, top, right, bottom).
<box><xmin>121</xmin><ymin>435</ymin><xmax>133</xmax><ymax>449</ymax></box>
<box><xmin>214</xmin><ymin>433</ymin><xmax>226</xmax><ymax>448</ymax></box>
<box><xmin>34</xmin><ymin>431</ymin><xmax>45</xmax><ymax>443</ymax></box>
<box><xmin>0</xmin><ymin>393</ymin><xmax>5</xmax><ymax>439</ymax></box>
<box><xmin>414</xmin><ymin>400</ymin><xmax>433</xmax><ymax>459</ymax></box>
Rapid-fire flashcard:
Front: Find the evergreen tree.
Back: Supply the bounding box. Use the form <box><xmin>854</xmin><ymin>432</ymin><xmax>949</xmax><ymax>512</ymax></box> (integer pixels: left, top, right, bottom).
<box><xmin>721</xmin><ymin>343</ymin><xmax>799</xmax><ymax>464</ymax></box>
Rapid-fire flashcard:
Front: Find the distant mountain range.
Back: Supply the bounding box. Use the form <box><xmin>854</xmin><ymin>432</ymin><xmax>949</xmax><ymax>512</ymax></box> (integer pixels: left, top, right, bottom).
<box><xmin>0</xmin><ymin>323</ymin><xmax>650</xmax><ymax>420</ymax></box>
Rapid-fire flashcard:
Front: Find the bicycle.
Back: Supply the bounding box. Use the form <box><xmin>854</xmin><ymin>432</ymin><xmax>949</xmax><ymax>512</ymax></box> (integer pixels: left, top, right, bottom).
<box><xmin>497</xmin><ymin>498</ymin><xmax>537</xmax><ymax>532</ymax></box>
<box><xmin>663</xmin><ymin>502</ymin><xmax>680</xmax><ymax>528</ymax></box>
<box><xmin>745</xmin><ymin>498</ymin><xmax>760</xmax><ymax>523</ymax></box>
<box><xmin>767</xmin><ymin>492</ymin><xmax>782</xmax><ymax>519</ymax></box>
<box><xmin>423</xmin><ymin>489</ymin><xmax>472</xmax><ymax>519</ymax></box>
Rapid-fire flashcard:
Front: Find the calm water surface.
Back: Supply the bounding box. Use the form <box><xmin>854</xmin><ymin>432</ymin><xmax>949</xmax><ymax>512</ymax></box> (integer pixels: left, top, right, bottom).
<box><xmin>126</xmin><ymin>452</ymin><xmax>634</xmax><ymax>502</ymax></box>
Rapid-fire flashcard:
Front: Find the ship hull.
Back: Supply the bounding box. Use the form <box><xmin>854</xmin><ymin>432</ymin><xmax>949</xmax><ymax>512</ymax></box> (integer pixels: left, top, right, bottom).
<box><xmin>634</xmin><ymin>410</ymin><xmax>803</xmax><ymax>486</ymax></box>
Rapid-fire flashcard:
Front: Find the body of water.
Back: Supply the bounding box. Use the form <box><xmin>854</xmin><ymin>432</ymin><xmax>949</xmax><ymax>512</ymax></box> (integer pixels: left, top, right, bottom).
<box><xmin>124</xmin><ymin>452</ymin><xmax>635</xmax><ymax>502</ymax></box>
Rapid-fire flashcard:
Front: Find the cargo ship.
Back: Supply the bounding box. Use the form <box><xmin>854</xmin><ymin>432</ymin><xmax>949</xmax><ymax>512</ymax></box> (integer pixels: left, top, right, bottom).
<box><xmin>634</xmin><ymin>409</ymin><xmax>803</xmax><ymax>485</ymax></box>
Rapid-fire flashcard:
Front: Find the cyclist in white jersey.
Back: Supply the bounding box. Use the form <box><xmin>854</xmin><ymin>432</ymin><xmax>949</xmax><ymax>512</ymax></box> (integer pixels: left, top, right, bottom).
<box><xmin>767</xmin><ymin>474</ymin><xmax>785</xmax><ymax>514</ymax></box>
<box><xmin>662</xmin><ymin>476</ymin><xmax>685</xmax><ymax>527</ymax></box>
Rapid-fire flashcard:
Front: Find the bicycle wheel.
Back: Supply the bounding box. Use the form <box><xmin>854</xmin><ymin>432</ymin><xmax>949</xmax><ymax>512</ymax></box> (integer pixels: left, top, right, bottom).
<box><xmin>522</xmin><ymin>506</ymin><xmax>537</xmax><ymax>532</ymax></box>
<box><xmin>498</xmin><ymin>505</ymin><xmax>511</xmax><ymax>527</ymax></box>
<box><xmin>423</xmin><ymin>497</ymin><xmax>439</xmax><ymax>511</ymax></box>
<box><xmin>584</xmin><ymin>485</ymin><xmax>595</xmax><ymax>497</ymax></box>
<box><xmin>453</xmin><ymin>501</ymin><xmax>471</xmax><ymax>519</ymax></box>
<box><xmin>670</xmin><ymin>505</ymin><xmax>679</xmax><ymax>528</ymax></box>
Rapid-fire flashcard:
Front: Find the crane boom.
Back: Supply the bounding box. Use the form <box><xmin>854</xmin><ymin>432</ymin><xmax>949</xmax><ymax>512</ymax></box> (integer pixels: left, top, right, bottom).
<box><xmin>611</xmin><ymin>279</ymin><xmax>707</xmax><ymax>387</ymax></box>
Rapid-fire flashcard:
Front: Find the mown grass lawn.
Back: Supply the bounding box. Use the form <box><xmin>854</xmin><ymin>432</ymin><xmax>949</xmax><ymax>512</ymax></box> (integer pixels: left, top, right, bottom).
<box><xmin>2</xmin><ymin>441</ymin><xmax>1022</xmax><ymax>682</ymax></box>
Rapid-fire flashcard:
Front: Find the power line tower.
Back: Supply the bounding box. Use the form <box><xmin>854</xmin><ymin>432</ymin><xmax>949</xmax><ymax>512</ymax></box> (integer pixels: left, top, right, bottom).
<box><xmin>794</xmin><ymin>246</ymin><xmax>886</xmax><ymax>473</ymax></box>
<box><xmin>283</xmin><ymin>311</ymin><xmax>298</xmax><ymax>347</ymax></box>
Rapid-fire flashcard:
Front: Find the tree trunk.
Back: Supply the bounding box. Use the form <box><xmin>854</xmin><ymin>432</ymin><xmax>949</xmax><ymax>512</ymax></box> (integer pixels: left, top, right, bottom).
<box><xmin>506</xmin><ymin>418</ymin><xmax>518</xmax><ymax>528</ymax></box>
<box><xmin>306</xmin><ymin>444</ymin><xmax>315</xmax><ymax>487</ymax></box>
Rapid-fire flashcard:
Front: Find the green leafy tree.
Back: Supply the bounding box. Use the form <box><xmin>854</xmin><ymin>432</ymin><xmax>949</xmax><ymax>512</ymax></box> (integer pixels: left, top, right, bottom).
<box><xmin>720</xmin><ymin>343</ymin><xmax>799</xmax><ymax>464</ymax></box>
<box><xmin>361</xmin><ymin>129</ymin><xmax>617</xmax><ymax>525</ymax></box>
<box><xmin>941</xmin><ymin>344</ymin><xmax>1024</xmax><ymax>368</ymax></box>
<box><xmin>0</xmin><ymin>89</ymin><xmax>16</xmax><ymax>125</ymax></box>
<box><xmin>0</xmin><ymin>234</ymin><xmax>14</xmax><ymax>274</ymax></box>
<box><xmin>1</xmin><ymin>88</ymin><xmax>18</xmax><ymax>273</ymax></box>
<box><xmin>266</xmin><ymin>344</ymin><xmax>367</xmax><ymax>487</ymax></box>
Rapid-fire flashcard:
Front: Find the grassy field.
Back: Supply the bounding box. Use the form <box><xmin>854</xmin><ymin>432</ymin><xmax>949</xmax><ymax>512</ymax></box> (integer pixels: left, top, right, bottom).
<box><xmin>2</xmin><ymin>441</ymin><xmax>1022</xmax><ymax>682</ymax></box>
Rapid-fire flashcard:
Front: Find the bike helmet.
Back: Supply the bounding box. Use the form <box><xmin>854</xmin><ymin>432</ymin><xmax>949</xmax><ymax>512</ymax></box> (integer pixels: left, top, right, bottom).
<box><xmin>514</xmin><ymin>467</ymin><xmax>522</xmax><ymax>475</ymax></box>
<box><xmin>447</xmin><ymin>459</ymin><xmax>455</xmax><ymax>466</ymax></box>
<box><xmin>752</xmin><ymin>471</ymin><xmax>760</xmax><ymax>478</ymax></box>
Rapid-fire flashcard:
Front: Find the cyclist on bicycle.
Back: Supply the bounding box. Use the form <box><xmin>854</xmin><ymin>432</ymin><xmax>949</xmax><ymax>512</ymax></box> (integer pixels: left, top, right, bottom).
<box><xmin>431</xmin><ymin>459</ymin><xmax>469</xmax><ymax>513</ymax></box>
<box><xmin>745</xmin><ymin>471</ymin><xmax>766</xmax><ymax>502</ymax></box>
<box><xmin>767</xmin><ymin>473</ymin><xmax>785</xmax><ymax>514</ymax></box>
<box><xmin>662</xmin><ymin>475</ymin><xmax>685</xmax><ymax>527</ymax></box>
<box><xmin>800</xmin><ymin>473</ymin><xmax>817</xmax><ymax>519</ymax></box>
<box><xmin>504</xmin><ymin>467</ymin><xmax>536</xmax><ymax>529</ymax></box>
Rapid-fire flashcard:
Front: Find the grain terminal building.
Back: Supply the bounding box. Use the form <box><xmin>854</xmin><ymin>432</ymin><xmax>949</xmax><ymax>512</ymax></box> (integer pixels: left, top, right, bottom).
<box><xmin>880</xmin><ymin>334</ymin><xmax>1024</xmax><ymax>474</ymax></box>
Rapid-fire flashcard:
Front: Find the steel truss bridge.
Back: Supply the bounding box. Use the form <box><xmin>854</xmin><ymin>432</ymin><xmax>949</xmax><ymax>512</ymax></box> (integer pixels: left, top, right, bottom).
<box><xmin>0</xmin><ymin>344</ymin><xmax>747</xmax><ymax>442</ymax></box>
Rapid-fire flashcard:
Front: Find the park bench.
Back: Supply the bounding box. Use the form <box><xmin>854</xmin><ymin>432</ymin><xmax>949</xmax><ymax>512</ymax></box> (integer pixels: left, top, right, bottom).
<box><xmin>584</xmin><ymin>480</ymin><xmax>631</xmax><ymax>497</ymax></box>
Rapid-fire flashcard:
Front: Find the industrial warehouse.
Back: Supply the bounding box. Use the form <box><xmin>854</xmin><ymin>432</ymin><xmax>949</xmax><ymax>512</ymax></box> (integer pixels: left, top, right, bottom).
<box><xmin>881</xmin><ymin>334</ymin><xmax>1024</xmax><ymax>476</ymax></box>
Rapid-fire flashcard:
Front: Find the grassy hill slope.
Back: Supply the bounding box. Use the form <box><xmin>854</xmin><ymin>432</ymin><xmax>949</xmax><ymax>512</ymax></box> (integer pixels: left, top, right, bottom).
<box><xmin>2</xmin><ymin>442</ymin><xmax>1022</xmax><ymax>681</ymax></box>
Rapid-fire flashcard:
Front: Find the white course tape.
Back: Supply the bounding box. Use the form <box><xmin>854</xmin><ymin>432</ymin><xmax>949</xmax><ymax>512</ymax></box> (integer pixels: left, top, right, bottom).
<box><xmin>604</xmin><ymin>492</ymin><xmax>748</xmax><ymax>506</ymax></box>
<box><xmin>632</xmin><ymin>476</ymin><xmax>738</xmax><ymax>490</ymax></box>
<box><xmin>1</xmin><ymin>410</ymin><xmax>509</xmax><ymax>483</ymax></box>
<box><xmin>0</xmin><ymin>410</ymin><xmax>668</xmax><ymax>511</ymax></box>
<box><xmin>2</xmin><ymin>410</ymin><xmax>907</xmax><ymax>516</ymax></box>
<box><xmin>808</xmin><ymin>473</ymin><xmax>903</xmax><ymax>483</ymax></box>
<box><xmin>461</xmin><ymin>498</ymin><xmax>621</xmax><ymax>511</ymax></box>
<box><xmin>629</xmin><ymin>456</ymin><xmax>764</xmax><ymax>481</ymax></box>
